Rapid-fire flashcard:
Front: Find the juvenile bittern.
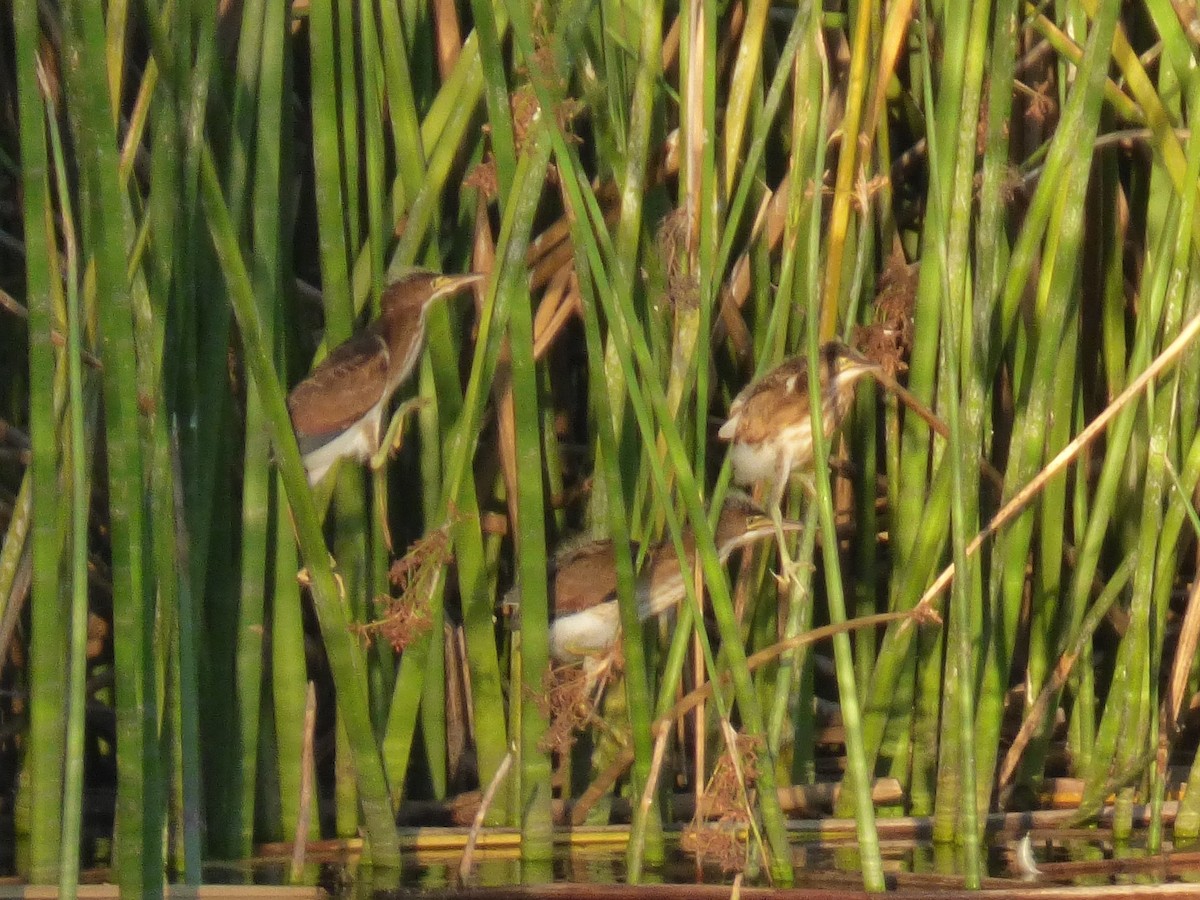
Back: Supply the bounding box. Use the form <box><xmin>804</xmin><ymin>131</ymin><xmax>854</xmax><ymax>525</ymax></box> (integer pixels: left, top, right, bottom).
<box><xmin>287</xmin><ymin>271</ymin><xmax>484</xmax><ymax>485</ymax></box>
<box><xmin>718</xmin><ymin>341</ymin><xmax>880</xmax><ymax>507</ymax></box>
<box><xmin>718</xmin><ymin>341</ymin><xmax>879</xmax><ymax>578</ymax></box>
<box><xmin>539</xmin><ymin>535</ymin><xmax>634</xmax><ymax>666</ymax></box>
<box><xmin>509</xmin><ymin>494</ymin><xmax>798</xmax><ymax>666</ymax></box>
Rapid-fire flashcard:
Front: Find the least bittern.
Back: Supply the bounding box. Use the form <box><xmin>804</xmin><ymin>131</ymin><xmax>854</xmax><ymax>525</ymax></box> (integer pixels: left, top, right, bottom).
<box><xmin>287</xmin><ymin>271</ymin><xmax>484</xmax><ymax>485</ymax></box>
<box><xmin>508</xmin><ymin>494</ymin><xmax>799</xmax><ymax>667</ymax></box>
<box><xmin>718</xmin><ymin>341</ymin><xmax>880</xmax><ymax>577</ymax></box>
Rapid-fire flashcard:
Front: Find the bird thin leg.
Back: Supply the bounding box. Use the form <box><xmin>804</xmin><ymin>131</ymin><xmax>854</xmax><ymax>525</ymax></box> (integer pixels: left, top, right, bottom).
<box><xmin>296</xmin><ymin>552</ymin><xmax>345</xmax><ymax>597</ymax></box>
<box><xmin>369</xmin><ymin>396</ymin><xmax>429</xmax><ymax>472</ymax></box>
<box><xmin>768</xmin><ymin>453</ymin><xmax>804</xmax><ymax>588</ymax></box>
<box><xmin>369</xmin><ymin>397</ymin><xmax>428</xmax><ymax>551</ymax></box>
<box><xmin>373</xmin><ymin>471</ymin><xmax>394</xmax><ymax>552</ymax></box>
<box><xmin>769</xmin><ymin>502</ymin><xmax>800</xmax><ymax>589</ymax></box>
<box><xmin>583</xmin><ymin>654</ymin><xmax>614</xmax><ymax>710</ymax></box>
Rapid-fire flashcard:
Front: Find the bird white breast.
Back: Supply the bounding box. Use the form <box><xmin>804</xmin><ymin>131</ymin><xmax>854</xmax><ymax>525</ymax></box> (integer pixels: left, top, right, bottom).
<box><xmin>728</xmin><ymin>438</ymin><xmax>781</xmax><ymax>485</ymax></box>
<box><xmin>727</xmin><ymin>420</ymin><xmax>814</xmax><ymax>485</ymax></box>
<box><xmin>549</xmin><ymin>601</ymin><xmax>622</xmax><ymax>663</ymax></box>
<box><xmin>301</xmin><ymin>401</ymin><xmax>385</xmax><ymax>484</ymax></box>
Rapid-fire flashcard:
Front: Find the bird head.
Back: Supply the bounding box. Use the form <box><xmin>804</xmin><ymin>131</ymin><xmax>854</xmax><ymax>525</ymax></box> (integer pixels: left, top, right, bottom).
<box><xmin>713</xmin><ymin>491</ymin><xmax>802</xmax><ymax>558</ymax></box>
<box><xmin>822</xmin><ymin>341</ymin><xmax>881</xmax><ymax>389</ymax></box>
<box><xmin>380</xmin><ymin>270</ymin><xmax>485</xmax><ymax>323</ymax></box>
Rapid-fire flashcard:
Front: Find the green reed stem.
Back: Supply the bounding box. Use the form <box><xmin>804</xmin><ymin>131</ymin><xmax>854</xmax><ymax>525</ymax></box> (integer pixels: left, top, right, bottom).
<box><xmin>923</xmin><ymin>0</ymin><xmax>987</xmax><ymax>875</ymax></box>
<box><xmin>1078</xmin><ymin>200</ymin><xmax>1181</xmax><ymax>824</ymax></box>
<box><xmin>61</xmin><ymin>0</ymin><xmax>163</xmax><ymax>891</ymax></box>
<box><xmin>803</xmin><ymin>28</ymin><xmax>882</xmax><ymax>889</ymax></box>
<box><xmin>14</xmin><ymin>0</ymin><xmax>64</xmax><ymax>880</ymax></box>
<box><xmin>571</xmin><ymin>235</ymin><xmax>664</xmax><ymax>877</ymax></box>
<box><xmin>41</xmin><ymin>59</ymin><xmax>88</xmax><ymax>895</ymax></box>
<box><xmin>200</xmin><ymin>146</ymin><xmax>401</xmax><ymax>867</ymax></box>
<box><xmin>507</xmin><ymin>207</ymin><xmax>554</xmax><ymax>864</ymax></box>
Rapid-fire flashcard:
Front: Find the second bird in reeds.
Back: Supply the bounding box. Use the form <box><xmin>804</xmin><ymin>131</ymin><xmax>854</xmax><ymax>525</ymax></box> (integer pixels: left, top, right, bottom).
<box><xmin>287</xmin><ymin>270</ymin><xmax>484</xmax><ymax>485</ymax></box>
<box><xmin>717</xmin><ymin>341</ymin><xmax>880</xmax><ymax>508</ymax></box>
<box><xmin>718</xmin><ymin>341</ymin><xmax>879</xmax><ymax>584</ymax></box>
<box><xmin>510</xmin><ymin>494</ymin><xmax>800</xmax><ymax>666</ymax></box>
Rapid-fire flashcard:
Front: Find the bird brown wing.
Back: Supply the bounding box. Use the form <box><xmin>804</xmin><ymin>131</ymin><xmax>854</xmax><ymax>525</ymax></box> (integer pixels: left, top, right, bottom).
<box><xmin>726</xmin><ymin>356</ymin><xmax>812</xmax><ymax>444</ymax></box>
<box><xmin>550</xmin><ymin>538</ymin><xmax>640</xmax><ymax>616</ymax></box>
<box><xmin>287</xmin><ymin>331</ymin><xmax>390</xmax><ymax>439</ymax></box>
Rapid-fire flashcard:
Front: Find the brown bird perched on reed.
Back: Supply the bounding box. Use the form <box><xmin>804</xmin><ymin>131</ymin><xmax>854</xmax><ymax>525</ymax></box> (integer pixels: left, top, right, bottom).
<box><xmin>287</xmin><ymin>271</ymin><xmax>484</xmax><ymax>484</ymax></box>
<box><xmin>506</xmin><ymin>494</ymin><xmax>800</xmax><ymax>666</ymax></box>
<box><xmin>717</xmin><ymin>341</ymin><xmax>880</xmax><ymax>508</ymax></box>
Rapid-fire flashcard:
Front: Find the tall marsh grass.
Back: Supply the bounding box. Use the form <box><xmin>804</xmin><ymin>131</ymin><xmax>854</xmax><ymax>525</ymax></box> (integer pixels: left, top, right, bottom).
<box><xmin>2</xmin><ymin>0</ymin><xmax>1200</xmax><ymax>894</ymax></box>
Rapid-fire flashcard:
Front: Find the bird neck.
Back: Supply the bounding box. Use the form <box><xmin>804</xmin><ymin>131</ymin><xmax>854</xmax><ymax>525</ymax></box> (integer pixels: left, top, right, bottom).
<box><xmin>825</xmin><ymin>370</ymin><xmax>860</xmax><ymax>417</ymax></box>
<box><xmin>380</xmin><ymin>303</ymin><xmax>429</xmax><ymax>379</ymax></box>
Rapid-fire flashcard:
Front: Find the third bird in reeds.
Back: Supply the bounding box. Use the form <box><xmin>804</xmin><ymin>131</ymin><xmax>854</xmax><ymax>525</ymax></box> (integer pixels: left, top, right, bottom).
<box><xmin>718</xmin><ymin>341</ymin><xmax>880</xmax><ymax>580</ymax></box>
<box><xmin>718</xmin><ymin>341</ymin><xmax>880</xmax><ymax>508</ymax></box>
<box><xmin>287</xmin><ymin>270</ymin><xmax>484</xmax><ymax>485</ymax></box>
<box><xmin>513</xmin><ymin>494</ymin><xmax>800</xmax><ymax>666</ymax></box>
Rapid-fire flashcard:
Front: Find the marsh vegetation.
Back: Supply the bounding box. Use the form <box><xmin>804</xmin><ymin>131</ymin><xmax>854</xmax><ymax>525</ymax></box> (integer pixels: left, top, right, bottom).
<box><xmin>2</xmin><ymin>0</ymin><xmax>1200</xmax><ymax>894</ymax></box>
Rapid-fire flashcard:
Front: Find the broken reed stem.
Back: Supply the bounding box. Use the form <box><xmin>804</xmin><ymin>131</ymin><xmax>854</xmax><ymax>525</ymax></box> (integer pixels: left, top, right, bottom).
<box><xmin>290</xmin><ymin>682</ymin><xmax>317</xmax><ymax>882</ymax></box>
<box><xmin>719</xmin><ymin>719</ymin><xmax>767</xmax><ymax>870</ymax></box>
<box><xmin>571</xmin><ymin>607</ymin><xmax>923</xmax><ymax>824</ymax></box>
<box><xmin>873</xmin><ymin>369</ymin><xmax>1006</xmax><ymax>490</ymax></box>
<box><xmin>626</xmin><ymin>724</ymin><xmax>671</xmax><ymax>861</ymax></box>
<box><xmin>458</xmin><ymin>744</ymin><xmax>515</xmax><ymax>883</ymax></box>
<box><xmin>916</xmin><ymin>308</ymin><xmax>1200</xmax><ymax>612</ymax></box>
